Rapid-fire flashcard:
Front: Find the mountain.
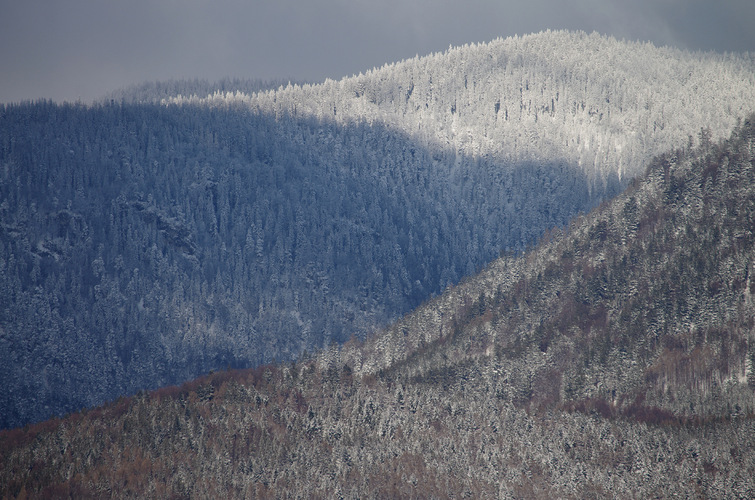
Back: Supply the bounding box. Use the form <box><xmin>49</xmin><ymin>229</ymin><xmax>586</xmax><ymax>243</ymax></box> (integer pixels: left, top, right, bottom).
<box><xmin>2</xmin><ymin>30</ymin><xmax>754</xmax><ymax>429</ymax></box>
<box><xmin>168</xmin><ymin>30</ymin><xmax>755</xmax><ymax>184</ymax></box>
<box><xmin>2</xmin><ymin>113</ymin><xmax>754</xmax><ymax>499</ymax></box>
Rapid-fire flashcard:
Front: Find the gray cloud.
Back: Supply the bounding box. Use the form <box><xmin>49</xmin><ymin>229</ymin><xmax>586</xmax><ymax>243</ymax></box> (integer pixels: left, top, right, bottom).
<box><xmin>1</xmin><ymin>0</ymin><xmax>753</xmax><ymax>103</ymax></box>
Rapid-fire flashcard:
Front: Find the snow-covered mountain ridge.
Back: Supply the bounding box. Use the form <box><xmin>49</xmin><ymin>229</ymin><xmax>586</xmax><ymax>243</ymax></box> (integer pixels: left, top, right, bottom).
<box><xmin>167</xmin><ymin>30</ymin><xmax>755</xmax><ymax>184</ymax></box>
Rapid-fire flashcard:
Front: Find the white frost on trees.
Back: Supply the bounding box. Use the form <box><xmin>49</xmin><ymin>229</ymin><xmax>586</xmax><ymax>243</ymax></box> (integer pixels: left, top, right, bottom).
<box><xmin>166</xmin><ymin>30</ymin><xmax>755</xmax><ymax>190</ymax></box>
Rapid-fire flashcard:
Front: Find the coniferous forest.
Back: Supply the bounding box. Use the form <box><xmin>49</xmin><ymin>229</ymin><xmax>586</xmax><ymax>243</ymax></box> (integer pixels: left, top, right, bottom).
<box><xmin>1</xmin><ymin>29</ymin><xmax>755</xmax><ymax>452</ymax></box>
<box><xmin>0</xmin><ymin>86</ymin><xmax>606</xmax><ymax>429</ymax></box>
<box><xmin>2</xmin><ymin>93</ymin><xmax>755</xmax><ymax>500</ymax></box>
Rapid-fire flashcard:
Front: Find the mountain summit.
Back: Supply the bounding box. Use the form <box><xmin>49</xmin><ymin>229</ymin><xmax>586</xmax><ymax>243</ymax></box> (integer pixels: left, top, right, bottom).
<box><xmin>169</xmin><ymin>30</ymin><xmax>755</xmax><ymax>184</ymax></box>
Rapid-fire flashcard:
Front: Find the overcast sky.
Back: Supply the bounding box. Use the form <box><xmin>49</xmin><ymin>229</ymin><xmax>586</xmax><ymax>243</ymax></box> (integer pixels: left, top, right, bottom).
<box><xmin>1</xmin><ymin>0</ymin><xmax>753</xmax><ymax>103</ymax></box>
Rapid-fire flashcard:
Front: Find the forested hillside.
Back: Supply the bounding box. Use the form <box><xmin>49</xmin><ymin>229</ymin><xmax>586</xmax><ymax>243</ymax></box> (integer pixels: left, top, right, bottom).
<box><xmin>2</xmin><ymin>30</ymin><xmax>754</xmax><ymax>429</ymax></box>
<box><xmin>0</xmin><ymin>99</ymin><xmax>599</xmax><ymax>430</ymax></box>
<box><xmin>2</xmin><ymin>114</ymin><xmax>754</xmax><ymax>499</ymax></box>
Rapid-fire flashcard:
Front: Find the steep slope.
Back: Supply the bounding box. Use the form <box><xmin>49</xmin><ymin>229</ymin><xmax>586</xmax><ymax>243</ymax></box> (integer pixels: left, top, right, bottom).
<box><xmin>2</xmin><ymin>30</ymin><xmax>754</xmax><ymax>429</ymax></box>
<box><xmin>2</xmin><ymin>116</ymin><xmax>755</xmax><ymax>498</ymax></box>
<box><xmin>349</xmin><ymin>116</ymin><xmax>755</xmax><ymax>421</ymax></box>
